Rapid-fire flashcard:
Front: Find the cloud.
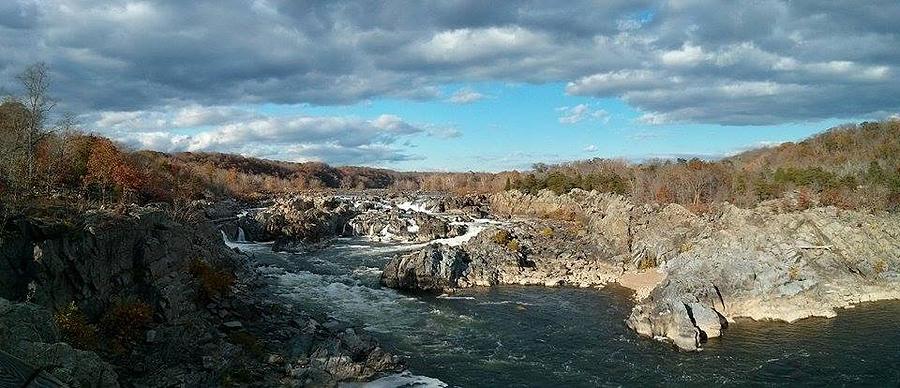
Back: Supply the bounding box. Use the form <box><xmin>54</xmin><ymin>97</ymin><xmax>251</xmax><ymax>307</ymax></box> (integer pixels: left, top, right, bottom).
<box><xmin>0</xmin><ymin>0</ymin><xmax>898</xmax><ymax>128</ymax></box>
<box><xmin>557</xmin><ymin>104</ymin><xmax>610</xmax><ymax>124</ymax></box>
<box><xmin>94</xmin><ymin>110</ymin><xmax>439</xmax><ymax>165</ymax></box>
<box><xmin>448</xmin><ymin>88</ymin><xmax>485</xmax><ymax>104</ymax></box>
<box><xmin>583</xmin><ymin>144</ymin><xmax>598</xmax><ymax>152</ymax></box>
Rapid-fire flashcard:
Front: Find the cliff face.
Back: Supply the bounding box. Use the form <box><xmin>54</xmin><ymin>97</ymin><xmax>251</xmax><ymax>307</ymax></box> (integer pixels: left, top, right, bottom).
<box><xmin>0</xmin><ymin>204</ymin><xmax>402</xmax><ymax>386</ymax></box>
<box><xmin>626</xmin><ymin>204</ymin><xmax>900</xmax><ymax>350</ymax></box>
<box><xmin>0</xmin><ymin>208</ymin><xmax>236</xmax><ymax>321</ymax></box>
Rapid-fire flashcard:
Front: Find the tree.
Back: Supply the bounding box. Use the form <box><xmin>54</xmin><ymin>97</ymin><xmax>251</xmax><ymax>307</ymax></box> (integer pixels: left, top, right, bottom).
<box><xmin>16</xmin><ymin>63</ymin><xmax>55</xmax><ymax>189</ymax></box>
<box><xmin>84</xmin><ymin>138</ymin><xmax>124</xmax><ymax>202</ymax></box>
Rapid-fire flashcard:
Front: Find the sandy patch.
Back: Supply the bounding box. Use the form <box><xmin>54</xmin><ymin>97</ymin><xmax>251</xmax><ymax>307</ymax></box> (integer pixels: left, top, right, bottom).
<box><xmin>617</xmin><ymin>269</ymin><xmax>666</xmax><ymax>300</ymax></box>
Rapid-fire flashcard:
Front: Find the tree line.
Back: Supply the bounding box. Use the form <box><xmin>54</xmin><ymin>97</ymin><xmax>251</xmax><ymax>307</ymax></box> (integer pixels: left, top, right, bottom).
<box><xmin>1</xmin><ymin>63</ymin><xmax>898</xmax><ymax>217</ymax></box>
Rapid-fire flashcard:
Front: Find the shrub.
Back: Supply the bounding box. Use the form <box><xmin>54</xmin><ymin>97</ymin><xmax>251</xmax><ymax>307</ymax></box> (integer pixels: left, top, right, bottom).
<box><xmin>506</xmin><ymin>239</ymin><xmax>521</xmax><ymax>252</ymax></box>
<box><xmin>228</xmin><ymin>331</ymin><xmax>265</xmax><ymax>358</ymax></box>
<box><xmin>539</xmin><ymin>227</ymin><xmax>554</xmax><ymax>238</ymax></box>
<box><xmin>821</xmin><ymin>188</ymin><xmax>854</xmax><ymax>209</ymax></box>
<box><xmin>99</xmin><ymin>300</ymin><xmax>153</xmax><ymax>349</ymax></box>
<box><xmin>544</xmin><ymin>208</ymin><xmax>578</xmax><ymax>222</ymax></box>
<box><xmin>788</xmin><ymin>265</ymin><xmax>801</xmax><ymax>281</ymax></box>
<box><xmin>637</xmin><ymin>255</ymin><xmax>657</xmax><ymax>270</ymax></box>
<box><xmin>492</xmin><ymin>230</ymin><xmax>511</xmax><ymax>245</ymax></box>
<box><xmin>873</xmin><ymin>259</ymin><xmax>887</xmax><ymax>275</ymax></box>
<box><xmin>190</xmin><ymin>259</ymin><xmax>236</xmax><ymax>300</ymax></box>
<box><xmin>55</xmin><ymin>302</ymin><xmax>98</xmax><ymax>350</ymax></box>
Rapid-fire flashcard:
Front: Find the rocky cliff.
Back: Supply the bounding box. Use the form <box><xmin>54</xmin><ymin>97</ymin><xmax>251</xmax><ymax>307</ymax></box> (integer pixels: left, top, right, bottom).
<box><xmin>383</xmin><ymin>189</ymin><xmax>900</xmax><ymax>351</ymax></box>
<box><xmin>0</xmin><ymin>203</ymin><xmax>402</xmax><ymax>386</ymax></box>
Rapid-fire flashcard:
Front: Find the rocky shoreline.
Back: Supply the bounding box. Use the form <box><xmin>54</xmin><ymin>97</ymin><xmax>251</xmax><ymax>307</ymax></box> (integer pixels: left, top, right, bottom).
<box><xmin>380</xmin><ymin>189</ymin><xmax>900</xmax><ymax>351</ymax></box>
<box><xmin>1</xmin><ymin>189</ymin><xmax>897</xmax><ymax>386</ymax></box>
<box><xmin>0</xmin><ymin>201</ymin><xmax>402</xmax><ymax>387</ymax></box>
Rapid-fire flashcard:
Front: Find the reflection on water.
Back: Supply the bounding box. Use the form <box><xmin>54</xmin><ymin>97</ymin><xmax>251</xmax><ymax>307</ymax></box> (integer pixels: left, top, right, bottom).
<box><xmin>237</xmin><ymin>238</ymin><xmax>900</xmax><ymax>387</ymax></box>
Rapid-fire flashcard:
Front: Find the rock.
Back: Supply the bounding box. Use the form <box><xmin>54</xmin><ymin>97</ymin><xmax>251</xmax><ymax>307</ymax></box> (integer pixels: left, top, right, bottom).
<box><xmin>222</xmin><ymin>320</ymin><xmax>243</xmax><ymax>329</ymax></box>
<box><xmin>145</xmin><ymin>330</ymin><xmax>158</xmax><ymax>344</ymax></box>
<box><xmin>686</xmin><ymin>303</ymin><xmax>725</xmax><ymax>339</ymax></box>
<box><xmin>381</xmin><ymin>222</ymin><xmax>620</xmax><ymax>292</ymax></box>
<box><xmin>0</xmin><ymin>298</ymin><xmax>120</xmax><ymax>387</ymax></box>
<box><xmin>0</xmin><ymin>207</ymin><xmax>238</xmax><ymax>322</ymax></box>
<box><xmin>254</xmin><ymin>196</ymin><xmax>357</xmax><ymax>250</ymax></box>
<box><xmin>487</xmin><ymin>189</ymin><xmax>900</xmax><ymax>350</ymax></box>
<box><xmin>381</xmin><ymin>244</ymin><xmax>472</xmax><ymax>290</ymax></box>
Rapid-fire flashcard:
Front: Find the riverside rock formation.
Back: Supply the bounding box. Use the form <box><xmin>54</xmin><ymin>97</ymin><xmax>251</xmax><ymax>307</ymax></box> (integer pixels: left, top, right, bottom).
<box><xmin>0</xmin><ymin>202</ymin><xmax>402</xmax><ymax>386</ymax></box>
<box><xmin>252</xmin><ymin>196</ymin><xmax>358</xmax><ymax>251</ymax></box>
<box><xmin>381</xmin><ymin>221</ymin><xmax>621</xmax><ymax>291</ymax></box>
<box><xmin>383</xmin><ymin>189</ymin><xmax>900</xmax><ymax>351</ymax></box>
<box><xmin>348</xmin><ymin>209</ymin><xmax>466</xmax><ymax>243</ymax></box>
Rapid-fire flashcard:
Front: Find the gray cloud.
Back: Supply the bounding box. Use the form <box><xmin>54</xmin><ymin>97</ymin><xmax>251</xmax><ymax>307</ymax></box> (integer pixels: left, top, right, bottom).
<box><xmin>98</xmin><ymin>111</ymin><xmax>433</xmax><ymax>165</ymax></box>
<box><xmin>0</xmin><ymin>0</ymin><xmax>897</xmax><ymax>128</ymax></box>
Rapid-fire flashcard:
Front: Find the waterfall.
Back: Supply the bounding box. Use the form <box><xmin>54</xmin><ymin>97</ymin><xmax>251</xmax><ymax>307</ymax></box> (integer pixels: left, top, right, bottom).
<box><xmin>236</xmin><ymin>227</ymin><xmax>247</xmax><ymax>242</ymax></box>
<box><xmin>220</xmin><ymin>230</ymin><xmax>239</xmax><ymax>248</ymax></box>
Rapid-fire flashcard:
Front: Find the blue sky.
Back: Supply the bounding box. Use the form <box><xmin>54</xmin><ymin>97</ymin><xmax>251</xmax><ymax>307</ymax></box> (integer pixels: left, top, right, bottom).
<box><xmin>264</xmin><ymin>82</ymin><xmax>851</xmax><ymax>171</ymax></box>
<box><xmin>2</xmin><ymin>1</ymin><xmax>897</xmax><ymax>171</ymax></box>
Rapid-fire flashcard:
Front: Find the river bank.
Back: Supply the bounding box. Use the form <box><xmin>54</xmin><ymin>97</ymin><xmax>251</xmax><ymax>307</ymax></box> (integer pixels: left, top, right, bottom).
<box><xmin>1</xmin><ymin>190</ymin><xmax>898</xmax><ymax>386</ymax></box>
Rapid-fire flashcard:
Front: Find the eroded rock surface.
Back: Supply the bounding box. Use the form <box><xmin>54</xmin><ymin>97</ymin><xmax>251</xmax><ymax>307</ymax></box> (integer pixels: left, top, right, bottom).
<box><xmin>487</xmin><ymin>189</ymin><xmax>899</xmax><ymax>350</ymax></box>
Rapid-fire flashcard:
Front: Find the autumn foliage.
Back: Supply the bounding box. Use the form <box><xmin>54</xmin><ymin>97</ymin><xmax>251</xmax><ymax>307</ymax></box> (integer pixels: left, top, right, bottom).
<box><xmin>1</xmin><ymin>64</ymin><xmax>899</xmax><ymax>215</ymax></box>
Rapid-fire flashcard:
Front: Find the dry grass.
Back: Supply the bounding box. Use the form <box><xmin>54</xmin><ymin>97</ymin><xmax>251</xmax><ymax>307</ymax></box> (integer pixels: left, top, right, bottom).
<box><xmin>100</xmin><ymin>299</ymin><xmax>153</xmax><ymax>350</ymax></box>
<box><xmin>190</xmin><ymin>259</ymin><xmax>236</xmax><ymax>301</ymax></box>
<box><xmin>55</xmin><ymin>302</ymin><xmax>98</xmax><ymax>350</ymax></box>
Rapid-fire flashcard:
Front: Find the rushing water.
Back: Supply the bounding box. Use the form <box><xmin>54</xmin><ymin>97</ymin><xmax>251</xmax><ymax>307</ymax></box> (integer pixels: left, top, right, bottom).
<box><xmin>229</xmin><ymin>235</ymin><xmax>900</xmax><ymax>387</ymax></box>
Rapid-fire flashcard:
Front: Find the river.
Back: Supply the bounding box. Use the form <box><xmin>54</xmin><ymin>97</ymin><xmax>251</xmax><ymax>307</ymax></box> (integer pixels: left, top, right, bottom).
<box><xmin>226</xmin><ymin>226</ymin><xmax>900</xmax><ymax>387</ymax></box>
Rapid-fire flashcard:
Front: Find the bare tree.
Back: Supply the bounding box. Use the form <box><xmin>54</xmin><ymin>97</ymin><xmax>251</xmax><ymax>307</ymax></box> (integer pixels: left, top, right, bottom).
<box><xmin>16</xmin><ymin>62</ymin><xmax>55</xmax><ymax>190</ymax></box>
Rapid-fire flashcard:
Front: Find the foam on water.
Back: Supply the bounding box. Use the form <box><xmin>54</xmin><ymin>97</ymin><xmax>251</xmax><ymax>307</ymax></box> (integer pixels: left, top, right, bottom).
<box><xmin>397</xmin><ymin>200</ymin><xmax>434</xmax><ymax>214</ymax></box>
<box><xmin>340</xmin><ymin>371</ymin><xmax>448</xmax><ymax>388</ymax></box>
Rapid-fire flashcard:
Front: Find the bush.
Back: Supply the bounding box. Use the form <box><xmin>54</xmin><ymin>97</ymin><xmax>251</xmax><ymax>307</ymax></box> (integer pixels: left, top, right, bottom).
<box><xmin>492</xmin><ymin>229</ymin><xmax>511</xmax><ymax>245</ymax></box>
<box><xmin>506</xmin><ymin>239</ymin><xmax>521</xmax><ymax>252</ymax></box>
<box><xmin>543</xmin><ymin>208</ymin><xmax>578</xmax><ymax>221</ymax></box>
<box><xmin>55</xmin><ymin>302</ymin><xmax>98</xmax><ymax>350</ymax></box>
<box><xmin>228</xmin><ymin>331</ymin><xmax>265</xmax><ymax>358</ymax></box>
<box><xmin>873</xmin><ymin>259</ymin><xmax>887</xmax><ymax>275</ymax></box>
<box><xmin>539</xmin><ymin>227</ymin><xmax>554</xmax><ymax>238</ymax></box>
<box><xmin>190</xmin><ymin>259</ymin><xmax>236</xmax><ymax>301</ymax></box>
<box><xmin>99</xmin><ymin>300</ymin><xmax>153</xmax><ymax>349</ymax></box>
<box><xmin>637</xmin><ymin>255</ymin><xmax>657</xmax><ymax>270</ymax></box>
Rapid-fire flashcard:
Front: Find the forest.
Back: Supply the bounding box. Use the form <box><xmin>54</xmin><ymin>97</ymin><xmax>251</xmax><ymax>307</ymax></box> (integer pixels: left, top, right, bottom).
<box><xmin>1</xmin><ymin>64</ymin><xmax>898</xmax><ymax>218</ymax></box>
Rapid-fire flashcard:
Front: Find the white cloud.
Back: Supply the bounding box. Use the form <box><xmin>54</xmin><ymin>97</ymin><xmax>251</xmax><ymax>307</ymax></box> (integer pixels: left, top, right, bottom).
<box><xmin>660</xmin><ymin>42</ymin><xmax>706</xmax><ymax>67</ymax></box>
<box><xmin>557</xmin><ymin>104</ymin><xmax>610</xmax><ymax>125</ymax></box>
<box><xmin>92</xmin><ymin>109</ymin><xmax>454</xmax><ymax>165</ymax></box>
<box><xmin>583</xmin><ymin>144</ymin><xmax>598</xmax><ymax>152</ymax></box>
<box><xmin>448</xmin><ymin>88</ymin><xmax>485</xmax><ymax>104</ymax></box>
<box><xmin>413</xmin><ymin>26</ymin><xmax>549</xmax><ymax>64</ymax></box>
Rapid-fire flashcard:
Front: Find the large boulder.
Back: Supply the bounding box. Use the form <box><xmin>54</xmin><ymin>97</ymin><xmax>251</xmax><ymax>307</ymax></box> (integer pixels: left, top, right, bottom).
<box><xmin>254</xmin><ymin>196</ymin><xmax>358</xmax><ymax>251</ymax></box>
<box><xmin>381</xmin><ymin>244</ymin><xmax>472</xmax><ymax>290</ymax></box>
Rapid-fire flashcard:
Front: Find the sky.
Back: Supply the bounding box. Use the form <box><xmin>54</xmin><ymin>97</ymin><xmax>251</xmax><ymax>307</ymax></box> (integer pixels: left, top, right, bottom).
<box><xmin>1</xmin><ymin>1</ymin><xmax>898</xmax><ymax>171</ymax></box>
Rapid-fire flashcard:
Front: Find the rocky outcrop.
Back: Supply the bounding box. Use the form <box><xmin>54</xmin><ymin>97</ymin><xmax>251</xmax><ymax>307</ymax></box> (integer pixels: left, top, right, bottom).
<box><xmin>253</xmin><ymin>196</ymin><xmax>358</xmax><ymax>251</ymax></box>
<box><xmin>348</xmin><ymin>209</ymin><xmax>465</xmax><ymax>243</ymax></box>
<box><xmin>381</xmin><ymin>221</ymin><xmax>622</xmax><ymax>291</ymax></box>
<box><xmin>0</xmin><ymin>203</ymin><xmax>402</xmax><ymax>386</ymax></box>
<box><xmin>381</xmin><ymin>244</ymin><xmax>472</xmax><ymax>290</ymax></box>
<box><xmin>627</xmin><ymin>204</ymin><xmax>900</xmax><ymax>350</ymax></box>
<box><xmin>0</xmin><ymin>207</ymin><xmax>237</xmax><ymax>320</ymax></box>
<box><xmin>489</xmin><ymin>189</ymin><xmax>900</xmax><ymax>351</ymax></box>
<box><xmin>0</xmin><ymin>298</ymin><xmax>120</xmax><ymax>387</ymax></box>
<box><xmin>490</xmin><ymin>189</ymin><xmax>634</xmax><ymax>253</ymax></box>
